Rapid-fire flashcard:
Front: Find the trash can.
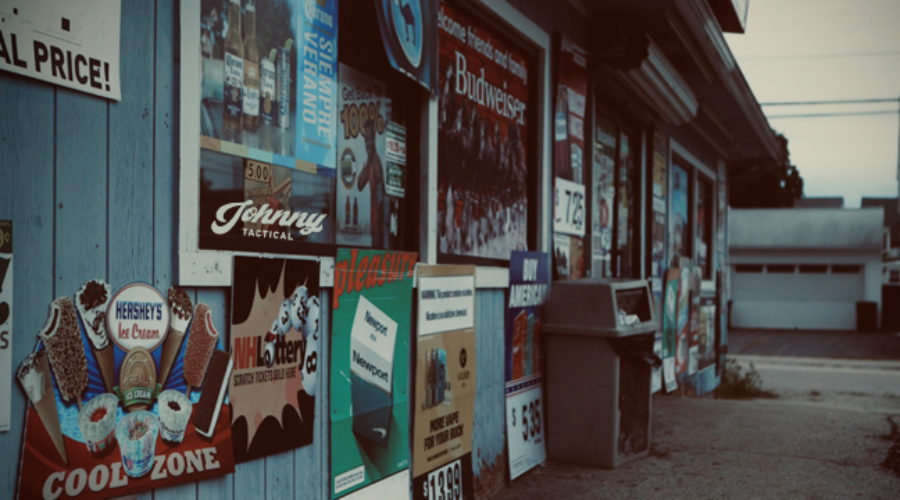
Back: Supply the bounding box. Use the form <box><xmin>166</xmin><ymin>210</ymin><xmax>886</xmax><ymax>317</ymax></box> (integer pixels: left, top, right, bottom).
<box><xmin>543</xmin><ymin>278</ymin><xmax>660</xmax><ymax>469</ymax></box>
<box><xmin>855</xmin><ymin>301</ymin><xmax>877</xmax><ymax>332</ymax></box>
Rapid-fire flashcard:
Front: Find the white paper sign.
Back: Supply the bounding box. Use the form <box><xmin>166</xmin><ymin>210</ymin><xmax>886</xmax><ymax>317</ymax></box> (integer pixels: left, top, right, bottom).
<box><xmin>554</xmin><ymin>177</ymin><xmax>585</xmax><ymax>237</ymax></box>
<box><xmin>0</xmin><ymin>0</ymin><xmax>121</xmax><ymax>100</ymax></box>
<box><xmin>350</xmin><ymin>295</ymin><xmax>398</xmax><ymax>393</ymax></box>
<box><xmin>418</xmin><ymin>275</ymin><xmax>475</xmax><ymax>336</ymax></box>
<box><xmin>0</xmin><ymin>220</ymin><xmax>11</xmax><ymax>432</ymax></box>
<box><xmin>505</xmin><ymin>374</ymin><xmax>545</xmax><ymax>479</ymax></box>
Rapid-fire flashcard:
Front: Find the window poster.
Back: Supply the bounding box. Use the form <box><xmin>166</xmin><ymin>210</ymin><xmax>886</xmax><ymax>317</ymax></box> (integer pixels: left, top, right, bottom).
<box><xmin>336</xmin><ymin>64</ymin><xmax>392</xmax><ymax>248</ymax></box>
<box><xmin>437</xmin><ymin>1</ymin><xmax>529</xmax><ymax>260</ymax></box>
<box><xmin>676</xmin><ymin>259</ymin><xmax>692</xmax><ymax>376</ymax></box>
<box><xmin>0</xmin><ymin>0</ymin><xmax>122</xmax><ymax>100</ymax></box>
<box><xmin>330</xmin><ymin>249</ymin><xmax>417</xmax><ymax>498</ymax></box>
<box><xmin>591</xmin><ymin>117</ymin><xmax>616</xmax><ymax>276</ymax></box>
<box><xmin>0</xmin><ymin>221</ymin><xmax>11</xmax><ymax>432</ymax></box>
<box><xmin>230</xmin><ymin>257</ymin><xmax>319</xmax><ymax>462</ymax></box>
<box><xmin>661</xmin><ymin>267</ymin><xmax>679</xmax><ymax>393</ymax></box>
<box><xmin>670</xmin><ymin>165</ymin><xmax>690</xmax><ymax>262</ymax></box>
<box><xmin>16</xmin><ymin>281</ymin><xmax>234</xmax><ymax>499</ymax></box>
<box><xmin>412</xmin><ymin>265</ymin><xmax>476</xmax><ymax>500</ymax></box>
<box><xmin>505</xmin><ymin>251</ymin><xmax>549</xmax><ymax>480</ymax></box>
<box><xmin>198</xmin><ymin>0</ymin><xmax>337</xmax><ymax>254</ymax></box>
<box><xmin>649</xmin><ymin>132</ymin><xmax>667</xmax><ymax>392</ymax></box>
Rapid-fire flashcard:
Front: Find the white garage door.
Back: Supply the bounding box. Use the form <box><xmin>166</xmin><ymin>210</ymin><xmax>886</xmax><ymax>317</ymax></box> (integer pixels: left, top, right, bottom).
<box><xmin>731</xmin><ymin>264</ymin><xmax>864</xmax><ymax>330</ymax></box>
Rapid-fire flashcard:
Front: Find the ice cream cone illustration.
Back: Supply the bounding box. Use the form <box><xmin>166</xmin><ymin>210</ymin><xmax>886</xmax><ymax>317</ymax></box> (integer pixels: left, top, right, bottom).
<box><xmin>183</xmin><ymin>303</ymin><xmax>219</xmax><ymax>396</ymax></box>
<box><xmin>17</xmin><ymin>348</ymin><xmax>68</xmax><ymax>464</ymax></box>
<box><xmin>40</xmin><ymin>297</ymin><xmax>88</xmax><ymax>408</ymax></box>
<box><xmin>75</xmin><ymin>279</ymin><xmax>115</xmax><ymax>392</ymax></box>
<box><xmin>157</xmin><ymin>286</ymin><xmax>193</xmax><ymax>387</ymax></box>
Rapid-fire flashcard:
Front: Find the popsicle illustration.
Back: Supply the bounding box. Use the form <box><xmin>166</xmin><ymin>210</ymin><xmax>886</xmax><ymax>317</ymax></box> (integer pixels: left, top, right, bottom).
<box><xmin>157</xmin><ymin>286</ymin><xmax>194</xmax><ymax>387</ymax></box>
<box><xmin>183</xmin><ymin>302</ymin><xmax>219</xmax><ymax>396</ymax></box>
<box><xmin>17</xmin><ymin>348</ymin><xmax>68</xmax><ymax>464</ymax></box>
<box><xmin>40</xmin><ymin>297</ymin><xmax>89</xmax><ymax>408</ymax></box>
<box><xmin>75</xmin><ymin>279</ymin><xmax>115</xmax><ymax>392</ymax></box>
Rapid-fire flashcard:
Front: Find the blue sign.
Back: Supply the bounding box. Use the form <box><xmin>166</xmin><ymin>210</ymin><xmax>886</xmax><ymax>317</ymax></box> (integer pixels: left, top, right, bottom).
<box><xmin>296</xmin><ymin>0</ymin><xmax>339</xmax><ymax>170</ymax></box>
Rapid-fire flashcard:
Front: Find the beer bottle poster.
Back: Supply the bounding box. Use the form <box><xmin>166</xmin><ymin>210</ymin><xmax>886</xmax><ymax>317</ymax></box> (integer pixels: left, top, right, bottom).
<box><xmin>412</xmin><ymin>265</ymin><xmax>476</xmax><ymax>500</ymax></box>
<box><xmin>230</xmin><ymin>257</ymin><xmax>319</xmax><ymax>462</ymax></box>
<box><xmin>336</xmin><ymin>64</ymin><xmax>392</xmax><ymax>248</ymax></box>
<box><xmin>16</xmin><ymin>281</ymin><xmax>235</xmax><ymax>500</ymax></box>
<box><xmin>330</xmin><ymin>249</ymin><xmax>417</xmax><ymax>498</ymax></box>
<box><xmin>198</xmin><ymin>0</ymin><xmax>337</xmax><ymax>172</ymax></box>
<box><xmin>504</xmin><ymin>251</ymin><xmax>550</xmax><ymax>480</ymax></box>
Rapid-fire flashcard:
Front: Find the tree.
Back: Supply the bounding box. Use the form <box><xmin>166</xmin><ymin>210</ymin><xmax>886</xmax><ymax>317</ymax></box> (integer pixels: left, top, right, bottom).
<box><xmin>729</xmin><ymin>133</ymin><xmax>803</xmax><ymax>208</ymax></box>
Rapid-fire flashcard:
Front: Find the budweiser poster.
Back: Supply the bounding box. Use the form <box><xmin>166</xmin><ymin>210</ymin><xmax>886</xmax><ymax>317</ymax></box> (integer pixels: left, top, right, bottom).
<box><xmin>437</xmin><ymin>0</ymin><xmax>529</xmax><ymax>261</ymax></box>
<box><xmin>230</xmin><ymin>256</ymin><xmax>319</xmax><ymax>462</ymax></box>
<box><xmin>16</xmin><ymin>281</ymin><xmax>234</xmax><ymax>499</ymax></box>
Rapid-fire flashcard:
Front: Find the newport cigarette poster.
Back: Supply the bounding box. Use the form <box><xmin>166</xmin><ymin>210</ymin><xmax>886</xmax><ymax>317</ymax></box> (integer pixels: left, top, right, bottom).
<box><xmin>0</xmin><ymin>220</ymin><xmax>11</xmax><ymax>432</ymax></box>
<box><xmin>412</xmin><ymin>265</ymin><xmax>476</xmax><ymax>500</ymax></box>
<box><xmin>437</xmin><ymin>0</ymin><xmax>529</xmax><ymax>260</ymax></box>
<box><xmin>336</xmin><ymin>64</ymin><xmax>392</xmax><ymax>248</ymax></box>
<box><xmin>0</xmin><ymin>0</ymin><xmax>122</xmax><ymax>100</ymax></box>
<box><xmin>16</xmin><ymin>281</ymin><xmax>234</xmax><ymax>500</ymax></box>
<box><xmin>505</xmin><ymin>251</ymin><xmax>549</xmax><ymax>480</ymax></box>
<box><xmin>330</xmin><ymin>249</ymin><xmax>417</xmax><ymax>498</ymax></box>
<box><xmin>230</xmin><ymin>256</ymin><xmax>319</xmax><ymax>462</ymax></box>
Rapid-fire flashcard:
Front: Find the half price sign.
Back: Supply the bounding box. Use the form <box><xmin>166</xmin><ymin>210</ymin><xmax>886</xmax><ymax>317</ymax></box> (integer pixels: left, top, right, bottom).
<box><xmin>553</xmin><ymin>177</ymin><xmax>585</xmax><ymax>237</ymax></box>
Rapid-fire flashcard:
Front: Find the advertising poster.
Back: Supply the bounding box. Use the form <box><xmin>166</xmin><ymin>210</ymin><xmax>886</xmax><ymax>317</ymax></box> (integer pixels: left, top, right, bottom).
<box><xmin>591</xmin><ymin>117</ymin><xmax>616</xmax><ymax>276</ymax></box>
<box><xmin>336</xmin><ymin>64</ymin><xmax>392</xmax><ymax>248</ymax></box>
<box><xmin>229</xmin><ymin>256</ymin><xmax>319</xmax><ymax>463</ymax></box>
<box><xmin>0</xmin><ymin>220</ymin><xmax>11</xmax><ymax>431</ymax></box>
<box><xmin>16</xmin><ymin>281</ymin><xmax>234</xmax><ymax>499</ymax></box>
<box><xmin>649</xmin><ymin>133</ymin><xmax>667</xmax><ymax>392</ymax></box>
<box><xmin>412</xmin><ymin>265</ymin><xmax>476</xmax><ymax>500</ymax></box>
<box><xmin>385</xmin><ymin>121</ymin><xmax>407</xmax><ymax>199</ymax></box>
<box><xmin>687</xmin><ymin>266</ymin><xmax>702</xmax><ymax>376</ymax></box>
<box><xmin>437</xmin><ymin>1</ymin><xmax>529</xmax><ymax>260</ymax></box>
<box><xmin>661</xmin><ymin>267</ymin><xmax>679</xmax><ymax>392</ymax></box>
<box><xmin>553</xmin><ymin>37</ymin><xmax>587</xmax><ymax>183</ymax></box>
<box><xmin>670</xmin><ymin>165</ymin><xmax>689</xmax><ymax>261</ymax></box>
<box><xmin>330</xmin><ymin>249</ymin><xmax>417</xmax><ymax>498</ymax></box>
<box><xmin>552</xmin><ymin>233</ymin><xmax>570</xmax><ymax>281</ymax></box>
<box><xmin>698</xmin><ymin>298</ymin><xmax>717</xmax><ymax>371</ymax></box>
<box><xmin>675</xmin><ymin>261</ymin><xmax>691</xmax><ymax>376</ymax></box>
<box><xmin>199</xmin><ymin>0</ymin><xmax>337</xmax><ymax>171</ymax></box>
<box><xmin>505</xmin><ymin>251</ymin><xmax>549</xmax><ymax>480</ymax></box>
<box><xmin>0</xmin><ymin>0</ymin><xmax>121</xmax><ymax>100</ymax></box>
<box><xmin>375</xmin><ymin>0</ymin><xmax>438</xmax><ymax>93</ymax></box>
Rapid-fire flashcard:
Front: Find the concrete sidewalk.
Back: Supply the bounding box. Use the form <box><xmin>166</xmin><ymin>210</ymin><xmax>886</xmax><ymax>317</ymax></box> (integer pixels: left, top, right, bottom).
<box><xmin>490</xmin><ymin>397</ymin><xmax>899</xmax><ymax>499</ymax></box>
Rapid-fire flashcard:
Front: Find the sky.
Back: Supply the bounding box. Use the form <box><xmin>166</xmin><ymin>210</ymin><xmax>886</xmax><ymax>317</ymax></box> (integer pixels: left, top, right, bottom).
<box><xmin>724</xmin><ymin>0</ymin><xmax>900</xmax><ymax>208</ymax></box>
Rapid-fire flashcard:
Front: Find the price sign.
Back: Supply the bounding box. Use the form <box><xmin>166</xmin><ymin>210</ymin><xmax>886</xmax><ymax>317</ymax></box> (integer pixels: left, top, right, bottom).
<box><xmin>422</xmin><ymin>458</ymin><xmax>462</xmax><ymax>500</ymax></box>
<box><xmin>0</xmin><ymin>220</ymin><xmax>11</xmax><ymax>432</ymax></box>
<box><xmin>553</xmin><ymin>177</ymin><xmax>585</xmax><ymax>237</ymax></box>
<box><xmin>244</xmin><ymin>159</ymin><xmax>272</xmax><ymax>183</ymax></box>
<box><xmin>505</xmin><ymin>376</ymin><xmax>546</xmax><ymax>479</ymax></box>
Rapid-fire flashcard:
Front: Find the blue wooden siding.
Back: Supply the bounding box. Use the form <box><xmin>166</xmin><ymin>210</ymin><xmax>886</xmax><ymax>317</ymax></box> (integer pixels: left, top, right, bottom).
<box><xmin>0</xmin><ymin>2</ymin><xmax>515</xmax><ymax>499</ymax></box>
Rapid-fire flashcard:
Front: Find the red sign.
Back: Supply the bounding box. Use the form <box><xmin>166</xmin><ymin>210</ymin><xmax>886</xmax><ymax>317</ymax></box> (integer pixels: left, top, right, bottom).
<box><xmin>437</xmin><ymin>0</ymin><xmax>530</xmax><ymax>260</ymax></box>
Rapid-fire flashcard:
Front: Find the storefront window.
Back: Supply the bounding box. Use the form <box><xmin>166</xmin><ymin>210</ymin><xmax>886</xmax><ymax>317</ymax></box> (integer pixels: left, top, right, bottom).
<box><xmin>697</xmin><ymin>176</ymin><xmax>713</xmax><ymax>279</ymax></box>
<box><xmin>591</xmin><ymin>116</ymin><xmax>616</xmax><ymax>277</ymax></box>
<box><xmin>615</xmin><ymin>131</ymin><xmax>638</xmax><ymax>278</ymax></box>
<box><xmin>670</xmin><ymin>162</ymin><xmax>691</xmax><ymax>263</ymax></box>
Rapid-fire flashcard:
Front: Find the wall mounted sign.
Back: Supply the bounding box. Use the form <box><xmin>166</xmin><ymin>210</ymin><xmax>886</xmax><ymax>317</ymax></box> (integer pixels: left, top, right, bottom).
<box><xmin>0</xmin><ymin>0</ymin><xmax>122</xmax><ymax>100</ymax></box>
<box><xmin>375</xmin><ymin>0</ymin><xmax>438</xmax><ymax>93</ymax></box>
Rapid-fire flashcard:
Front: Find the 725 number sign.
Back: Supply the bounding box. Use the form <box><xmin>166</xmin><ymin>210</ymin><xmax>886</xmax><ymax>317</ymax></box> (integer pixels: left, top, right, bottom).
<box><xmin>554</xmin><ymin>177</ymin><xmax>585</xmax><ymax>237</ymax></box>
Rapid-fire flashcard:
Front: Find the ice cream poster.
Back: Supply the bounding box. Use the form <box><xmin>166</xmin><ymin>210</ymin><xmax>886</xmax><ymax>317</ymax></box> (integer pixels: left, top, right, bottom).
<box><xmin>411</xmin><ymin>265</ymin><xmax>476</xmax><ymax>500</ymax></box>
<box><xmin>504</xmin><ymin>251</ymin><xmax>549</xmax><ymax>480</ymax></box>
<box><xmin>336</xmin><ymin>63</ymin><xmax>392</xmax><ymax>248</ymax></box>
<box><xmin>330</xmin><ymin>249</ymin><xmax>417</xmax><ymax>498</ymax></box>
<box><xmin>15</xmin><ymin>280</ymin><xmax>235</xmax><ymax>500</ymax></box>
<box><xmin>229</xmin><ymin>256</ymin><xmax>319</xmax><ymax>463</ymax></box>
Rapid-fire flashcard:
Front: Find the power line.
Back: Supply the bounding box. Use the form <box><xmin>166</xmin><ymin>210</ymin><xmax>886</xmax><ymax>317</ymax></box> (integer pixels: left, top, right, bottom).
<box><xmin>740</xmin><ymin>50</ymin><xmax>900</xmax><ymax>61</ymax></box>
<box><xmin>761</xmin><ymin>97</ymin><xmax>899</xmax><ymax>107</ymax></box>
<box><xmin>767</xmin><ymin>110</ymin><xmax>898</xmax><ymax>119</ymax></box>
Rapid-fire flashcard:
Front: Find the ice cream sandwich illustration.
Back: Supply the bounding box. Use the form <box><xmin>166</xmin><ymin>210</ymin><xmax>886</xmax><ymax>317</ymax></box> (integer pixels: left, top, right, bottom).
<box><xmin>192</xmin><ymin>349</ymin><xmax>233</xmax><ymax>438</ymax></box>
<box><xmin>40</xmin><ymin>297</ymin><xmax>88</xmax><ymax>408</ymax></box>
<box><xmin>183</xmin><ymin>303</ymin><xmax>219</xmax><ymax>396</ymax></box>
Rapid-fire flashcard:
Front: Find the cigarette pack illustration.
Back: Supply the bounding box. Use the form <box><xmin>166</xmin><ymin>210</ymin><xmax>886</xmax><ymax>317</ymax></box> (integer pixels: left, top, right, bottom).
<box><xmin>349</xmin><ymin>296</ymin><xmax>398</xmax><ymax>448</ymax></box>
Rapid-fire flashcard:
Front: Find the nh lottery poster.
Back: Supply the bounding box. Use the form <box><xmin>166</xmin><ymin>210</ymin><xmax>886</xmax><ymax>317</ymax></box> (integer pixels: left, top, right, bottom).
<box><xmin>330</xmin><ymin>249</ymin><xmax>417</xmax><ymax>498</ymax></box>
<box><xmin>16</xmin><ymin>281</ymin><xmax>234</xmax><ymax>499</ymax></box>
<box><xmin>505</xmin><ymin>251</ymin><xmax>549</xmax><ymax>480</ymax></box>
<box><xmin>436</xmin><ymin>0</ymin><xmax>529</xmax><ymax>261</ymax></box>
<box><xmin>230</xmin><ymin>256</ymin><xmax>319</xmax><ymax>463</ymax></box>
<box><xmin>412</xmin><ymin>265</ymin><xmax>476</xmax><ymax>500</ymax></box>
<box><xmin>336</xmin><ymin>64</ymin><xmax>392</xmax><ymax>248</ymax></box>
